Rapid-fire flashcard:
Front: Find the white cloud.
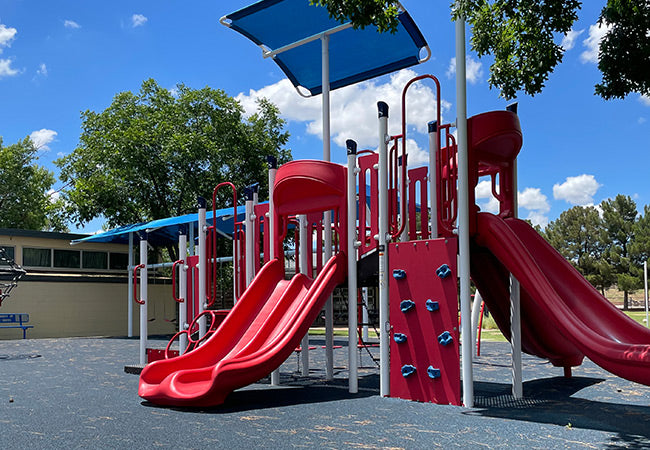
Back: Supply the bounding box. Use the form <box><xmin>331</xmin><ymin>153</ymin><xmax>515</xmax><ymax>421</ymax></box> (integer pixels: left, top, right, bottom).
<box><xmin>640</xmin><ymin>95</ymin><xmax>650</xmax><ymax>107</ymax></box>
<box><xmin>561</xmin><ymin>28</ymin><xmax>584</xmax><ymax>51</ymax></box>
<box><xmin>474</xmin><ymin>180</ymin><xmax>499</xmax><ymax>213</ymax></box>
<box><xmin>30</xmin><ymin>129</ymin><xmax>58</xmax><ymax>150</ymax></box>
<box><xmin>47</xmin><ymin>189</ymin><xmax>60</xmax><ymax>203</ymax></box>
<box><xmin>57</xmin><ymin>151</ymin><xmax>66</xmax><ymax>158</ymax></box>
<box><xmin>447</xmin><ymin>56</ymin><xmax>483</xmax><ymax>84</ymax></box>
<box><xmin>639</xmin><ymin>117</ymin><xmax>647</xmax><ymax>124</ymax></box>
<box><xmin>580</xmin><ymin>22</ymin><xmax>611</xmax><ymax>64</ymax></box>
<box><xmin>236</xmin><ymin>69</ymin><xmax>451</xmax><ymax>156</ymax></box>
<box><xmin>0</xmin><ymin>24</ymin><xmax>17</xmax><ymax>53</ymax></box>
<box><xmin>64</xmin><ymin>20</ymin><xmax>81</xmax><ymax>29</ymax></box>
<box><xmin>131</xmin><ymin>14</ymin><xmax>148</xmax><ymax>28</ymax></box>
<box><xmin>553</xmin><ymin>174</ymin><xmax>601</xmax><ymax>205</ymax></box>
<box><xmin>518</xmin><ymin>187</ymin><xmax>550</xmax><ymax>213</ymax></box>
<box><xmin>36</xmin><ymin>63</ymin><xmax>47</xmax><ymax>76</ymax></box>
<box><xmin>0</xmin><ymin>58</ymin><xmax>18</xmax><ymax>77</ymax></box>
<box><xmin>526</xmin><ymin>211</ymin><xmax>549</xmax><ymax>228</ymax></box>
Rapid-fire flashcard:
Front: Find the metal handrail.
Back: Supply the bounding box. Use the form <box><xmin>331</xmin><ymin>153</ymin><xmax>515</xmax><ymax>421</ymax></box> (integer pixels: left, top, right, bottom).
<box><xmin>133</xmin><ymin>263</ymin><xmax>146</xmax><ymax>305</ymax></box>
<box><xmin>171</xmin><ymin>259</ymin><xmax>185</xmax><ymax>303</ymax></box>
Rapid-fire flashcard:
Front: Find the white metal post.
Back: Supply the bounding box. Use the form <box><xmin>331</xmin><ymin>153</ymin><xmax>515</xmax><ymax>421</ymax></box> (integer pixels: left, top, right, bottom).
<box><xmin>268</xmin><ymin>156</ymin><xmax>281</xmax><ymax>386</ymax></box>
<box><xmin>178</xmin><ymin>230</ymin><xmax>188</xmax><ymax>355</ymax></box>
<box><xmin>347</xmin><ymin>139</ymin><xmax>359</xmax><ymax>394</ymax></box>
<box><xmin>321</xmin><ymin>32</ymin><xmax>334</xmax><ymax>381</ymax></box>
<box><xmin>128</xmin><ymin>232</ymin><xmax>134</xmax><ymax>337</ymax></box>
<box><xmin>377</xmin><ymin>101</ymin><xmax>390</xmax><ymax>397</ymax></box>
<box><xmin>245</xmin><ymin>195</ymin><xmax>255</xmax><ymax>287</ymax></box>
<box><xmin>428</xmin><ymin>121</ymin><xmax>439</xmax><ymax>238</ymax></box>
<box><xmin>198</xmin><ymin>197</ymin><xmax>207</xmax><ymax>338</ymax></box>
<box><xmin>643</xmin><ymin>261</ymin><xmax>650</xmax><ymax>327</ymax></box>
<box><xmin>455</xmin><ymin>12</ymin><xmax>474</xmax><ymax>408</ymax></box>
<box><xmin>139</xmin><ymin>235</ymin><xmax>148</xmax><ymax>365</ymax></box>
<box><xmin>299</xmin><ymin>214</ymin><xmax>310</xmax><ymax>376</ymax></box>
<box><xmin>510</xmin><ymin>158</ymin><xmax>523</xmax><ymax>398</ymax></box>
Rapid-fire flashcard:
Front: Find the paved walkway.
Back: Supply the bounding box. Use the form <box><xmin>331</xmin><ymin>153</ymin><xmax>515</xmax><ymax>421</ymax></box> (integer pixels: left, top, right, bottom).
<box><xmin>1</xmin><ymin>337</ymin><xmax>650</xmax><ymax>448</ymax></box>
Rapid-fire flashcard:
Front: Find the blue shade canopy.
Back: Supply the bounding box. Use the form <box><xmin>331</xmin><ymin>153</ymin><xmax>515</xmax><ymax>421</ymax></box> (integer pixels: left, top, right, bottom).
<box><xmin>222</xmin><ymin>0</ymin><xmax>429</xmax><ymax>95</ymax></box>
<box><xmin>71</xmin><ymin>205</ymin><xmax>248</xmax><ymax>246</ymax></box>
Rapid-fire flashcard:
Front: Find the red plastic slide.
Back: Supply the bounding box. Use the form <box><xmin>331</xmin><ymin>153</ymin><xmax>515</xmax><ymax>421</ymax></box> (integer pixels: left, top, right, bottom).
<box><xmin>139</xmin><ymin>252</ymin><xmax>347</xmax><ymax>407</ymax></box>
<box><xmin>472</xmin><ymin>212</ymin><xmax>650</xmax><ymax>385</ymax></box>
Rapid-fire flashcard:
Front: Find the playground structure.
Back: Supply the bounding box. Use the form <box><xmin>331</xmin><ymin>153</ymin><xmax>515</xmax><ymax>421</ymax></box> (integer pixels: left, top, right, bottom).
<box><xmin>136</xmin><ymin>70</ymin><xmax>650</xmax><ymax>408</ymax></box>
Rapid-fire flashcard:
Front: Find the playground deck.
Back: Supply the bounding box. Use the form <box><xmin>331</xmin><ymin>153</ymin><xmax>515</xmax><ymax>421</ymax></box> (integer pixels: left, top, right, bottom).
<box><xmin>1</xmin><ymin>336</ymin><xmax>649</xmax><ymax>448</ymax></box>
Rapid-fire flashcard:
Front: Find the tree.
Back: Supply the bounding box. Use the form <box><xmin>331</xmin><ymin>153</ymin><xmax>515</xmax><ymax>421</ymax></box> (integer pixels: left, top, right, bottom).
<box><xmin>596</xmin><ymin>0</ymin><xmax>650</xmax><ymax>100</ymax></box>
<box><xmin>601</xmin><ymin>194</ymin><xmax>641</xmax><ymax>309</ymax></box>
<box><xmin>57</xmin><ymin>79</ymin><xmax>291</xmax><ymax>258</ymax></box>
<box><xmin>543</xmin><ymin>205</ymin><xmax>612</xmax><ymax>293</ymax></box>
<box><xmin>311</xmin><ymin>0</ymin><xmax>649</xmax><ymax>100</ymax></box>
<box><xmin>0</xmin><ymin>137</ymin><xmax>67</xmax><ymax>232</ymax></box>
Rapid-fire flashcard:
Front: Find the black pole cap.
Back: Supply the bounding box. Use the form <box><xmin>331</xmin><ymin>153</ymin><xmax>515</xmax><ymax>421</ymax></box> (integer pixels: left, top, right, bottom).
<box><xmin>178</xmin><ymin>224</ymin><xmax>187</xmax><ymax>236</ymax></box>
<box><xmin>506</xmin><ymin>102</ymin><xmax>518</xmax><ymax>114</ymax></box>
<box><xmin>197</xmin><ymin>196</ymin><xmax>207</xmax><ymax>209</ymax></box>
<box><xmin>377</xmin><ymin>101</ymin><xmax>389</xmax><ymax>118</ymax></box>
<box><xmin>266</xmin><ymin>155</ymin><xmax>277</xmax><ymax>169</ymax></box>
<box><xmin>346</xmin><ymin>139</ymin><xmax>357</xmax><ymax>155</ymax></box>
<box><xmin>428</xmin><ymin>120</ymin><xmax>438</xmax><ymax>133</ymax></box>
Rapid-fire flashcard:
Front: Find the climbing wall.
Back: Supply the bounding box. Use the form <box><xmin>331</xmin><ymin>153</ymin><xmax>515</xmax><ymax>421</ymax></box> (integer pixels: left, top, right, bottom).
<box><xmin>389</xmin><ymin>237</ymin><xmax>460</xmax><ymax>405</ymax></box>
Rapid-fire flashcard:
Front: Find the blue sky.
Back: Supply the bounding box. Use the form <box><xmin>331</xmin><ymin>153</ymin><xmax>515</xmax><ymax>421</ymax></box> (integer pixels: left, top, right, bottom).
<box><xmin>1</xmin><ymin>1</ymin><xmax>648</xmax><ymax>234</ymax></box>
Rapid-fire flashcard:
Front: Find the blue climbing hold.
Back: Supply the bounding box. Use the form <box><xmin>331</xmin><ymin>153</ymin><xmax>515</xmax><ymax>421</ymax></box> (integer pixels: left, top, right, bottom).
<box><xmin>427</xmin><ymin>366</ymin><xmax>441</xmax><ymax>379</ymax></box>
<box><xmin>393</xmin><ymin>333</ymin><xmax>407</xmax><ymax>343</ymax></box>
<box><xmin>392</xmin><ymin>269</ymin><xmax>407</xmax><ymax>280</ymax></box>
<box><xmin>436</xmin><ymin>264</ymin><xmax>452</xmax><ymax>279</ymax></box>
<box><xmin>401</xmin><ymin>364</ymin><xmax>416</xmax><ymax>377</ymax></box>
<box><xmin>438</xmin><ymin>331</ymin><xmax>453</xmax><ymax>346</ymax></box>
<box><xmin>400</xmin><ymin>299</ymin><xmax>415</xmax><ymax>312</ymax></box>
<box><xmin>426</xmin><ymin>299</ymin><xmax>439</xmax><ymax>312</ymax></box>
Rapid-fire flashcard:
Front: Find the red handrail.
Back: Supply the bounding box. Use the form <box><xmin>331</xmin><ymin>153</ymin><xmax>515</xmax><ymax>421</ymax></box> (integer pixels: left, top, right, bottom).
<box><xmin>171</xmin><ymin>259</ymin><xmax>184</xmax><ymax>303</ymax></box>
<box><xmin>133</xmin><ymin>263</ymin><xmax>146</xmax><ymax>305</ymax></box>
<box><xmin>395</xmin><ymin>74</ymin><xmax>443</xmax><ymax>239</ymax></box>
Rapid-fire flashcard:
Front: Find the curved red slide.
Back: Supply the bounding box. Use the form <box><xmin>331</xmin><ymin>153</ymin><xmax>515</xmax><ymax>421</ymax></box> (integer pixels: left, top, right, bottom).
<box><xmin>139</xmin><ymin>252</ymin><xmax>347</xmax><ymax>407</ymax></box>
<box><xmin>472</xmin><ymin>212</ymin><xmax>650</xmax><ymax>385</ymax></box>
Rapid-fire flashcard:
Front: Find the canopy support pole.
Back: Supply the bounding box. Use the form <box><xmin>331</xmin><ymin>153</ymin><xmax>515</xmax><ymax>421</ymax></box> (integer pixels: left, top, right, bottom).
<box><xmin>455</xmin><ymin>11</ymin><xmax>474</xmax><ymax>408</ymax></box>
<box><xmin>322</xmin><ymin>33</ymin><xmax>334</xmax><ymax>381</ymax></box>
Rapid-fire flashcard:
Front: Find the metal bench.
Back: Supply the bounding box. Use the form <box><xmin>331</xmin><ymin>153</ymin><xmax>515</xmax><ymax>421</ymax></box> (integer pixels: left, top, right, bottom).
<box><xmin>0</xmin><ymin>313</ymin><xmax>34</xmax><ymax>339</ymax></box>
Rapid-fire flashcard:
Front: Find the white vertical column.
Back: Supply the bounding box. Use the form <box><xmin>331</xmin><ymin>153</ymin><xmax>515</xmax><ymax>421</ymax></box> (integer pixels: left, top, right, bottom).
<box><xmin>428</xmin><ymin>121</ymin><xmax>439</xmax><ymax>238</ymax></box>
<box><xmin>268</xmin><ymin>156</ymin><xmax>281</xmax><ymax>386</ymax></box>
<box><xmin>377</xmin><ymin>101</ymin><xmax>390</xmax><ymax>397</ymax></box>
<box><xmin>139</xmin><ymin>235</ymin><xmax>148</xmax><ymax>365</ymax></box>
<box><xmin>321</xmin><ymin>32</ymin><xmax>334</xmax><ymax>381</ymax></box>
<box><xmin>198</xmin><ymin>197</ymin><xmax>207</xmax><ymax>338</ymax></box>
<box><xmin>643</xmin><ymin>261</ymin><xmax>650</xmax><ymax>327</ymax></box>
<box><xmin>245</xmin><ymin>194</ymin><xmax>255</xmax><ymax>287</ymax></box>
<box><xmin>128</xmin><ymin>232</ymin><xmax>134</xmax><ymax>338</ymax></box>
<box><xmin>455</xmin><ymin>11</ymin><xmax>474</xmax><ymax>408</ymax></box>
<box><xmin>178</xmin><ymin>230</ymin><xmax>188</xmax><ymax>355</ymax></box>
<box><xmin>299</xmin><ymin>214</ymin><xmax>310</xmax><ymax>377</ymax></box>
<box><xmin>346</xmin><ymin>139</ymin><xmax>358</xmax><ymax>394</ymax></box>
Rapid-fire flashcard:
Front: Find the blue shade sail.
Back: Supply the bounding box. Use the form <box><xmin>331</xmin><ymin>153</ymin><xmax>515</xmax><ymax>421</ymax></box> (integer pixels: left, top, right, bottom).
<box><xmin>223</xmin><ymin>0</ymin><xmax>428</xmax><ymax>95</ymax></box>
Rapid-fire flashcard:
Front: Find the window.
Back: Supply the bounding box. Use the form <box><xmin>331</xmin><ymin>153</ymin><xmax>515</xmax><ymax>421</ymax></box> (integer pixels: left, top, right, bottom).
<box><xmin>82</xmin><ymin>251</ymin><xmax>108</xmax><ymax>269</ymax></box>
<box><xmin>53</xmin><ymin>249</ymin><xmax>81</xmax><ymax>268</ymax></box>
<box><xmin>109</xmin><ymin>253</ymin><xmax>129</xmax><ymax>270</ymax></box>
<box><xmin>23</xmin><ymin>248</ymin><xmax>51</xmax><ymax>267</ymax></box>
<box><xmin>0</xmin><ymin>246</ymin><xmax>15</xmax><ymax>266</ymax></box>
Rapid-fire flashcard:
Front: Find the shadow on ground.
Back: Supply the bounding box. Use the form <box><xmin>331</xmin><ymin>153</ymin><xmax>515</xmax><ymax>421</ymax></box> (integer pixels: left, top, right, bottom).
<box><xmin>467</xmin><ymin>377</ymin><xmax>650</xmax><ymax>447</ymax></box>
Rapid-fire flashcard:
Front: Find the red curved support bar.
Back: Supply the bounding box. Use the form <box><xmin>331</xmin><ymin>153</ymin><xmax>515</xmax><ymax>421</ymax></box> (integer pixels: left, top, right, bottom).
<box><xmin>172</xmin><ymin>259</ymin><xmax>185</xmax><ymax>303</ymax></box>
<box><xmin>133</xmin><ymin>263</ymin><xmax>146</xmax><ymax>305</ymax></box>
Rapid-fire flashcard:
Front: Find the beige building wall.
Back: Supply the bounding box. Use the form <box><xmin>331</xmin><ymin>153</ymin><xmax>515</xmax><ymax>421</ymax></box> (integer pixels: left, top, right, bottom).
<box><xmin>0</xmin><ymin>279</ymin><xmax>176</xmax><ymax>339</ymax></box>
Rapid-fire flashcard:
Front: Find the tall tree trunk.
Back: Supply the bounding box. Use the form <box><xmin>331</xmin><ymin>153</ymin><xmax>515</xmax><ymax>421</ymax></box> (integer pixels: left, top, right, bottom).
<box><xmin>623</xmin><ymin>290</ymin><xmax>629</xmax><ymax>311</ymax></box>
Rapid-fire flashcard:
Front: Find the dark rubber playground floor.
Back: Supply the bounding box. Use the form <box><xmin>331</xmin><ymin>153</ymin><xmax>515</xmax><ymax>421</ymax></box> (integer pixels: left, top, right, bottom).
<box><xmin>2</xmin><ymin>336</ymin><xmax>650</xmax><ymax>449</ymax></box>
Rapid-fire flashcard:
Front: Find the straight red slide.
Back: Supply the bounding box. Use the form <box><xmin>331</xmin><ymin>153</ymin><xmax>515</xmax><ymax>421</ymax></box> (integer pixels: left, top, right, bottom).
<box><xmin>139</xmin><ymin>252</ymin><xmax>347</xmax><ymax>407</ymax></box>
<box><xmin>471</xmin><ymin>212</ymin><xmax>650</xmax><ymax>385</ymax></box>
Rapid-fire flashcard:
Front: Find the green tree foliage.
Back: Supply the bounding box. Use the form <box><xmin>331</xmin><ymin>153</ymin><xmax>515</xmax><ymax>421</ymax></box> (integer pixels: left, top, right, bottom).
<box><xmin>57</xmin><ymin>79</ymin><xmax>291</xmax><ymax>233</ymax></box>
<box><xmin>0</xmin><ymin>137</ymin><xmax>67</xmax><ymax>232</ymax></box>
<box><xmin>596</xmin><ymin>0</ymin><xmax>650</xmax><ymax>100</ymax></box>
<box><xmin>543</xmin><ymin>205</ymin><xmax>612</xmax><ymax>293</ymax></box>
<box><xmin>601</xmin><ymin>194</ymin><xmax>641</xmax><ymax>309</ymax></box>
<box><xmin>312</xmin><ymin>0</ymin><xmax>649</xmax><ymax>100</ymax></box>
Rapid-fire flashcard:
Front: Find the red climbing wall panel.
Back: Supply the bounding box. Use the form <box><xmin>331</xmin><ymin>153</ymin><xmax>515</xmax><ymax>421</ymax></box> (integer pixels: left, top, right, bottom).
<box><xmin>389</xmin><ymin>237</ymin><xmax>460</xmax><ymax>405</ymax></box>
